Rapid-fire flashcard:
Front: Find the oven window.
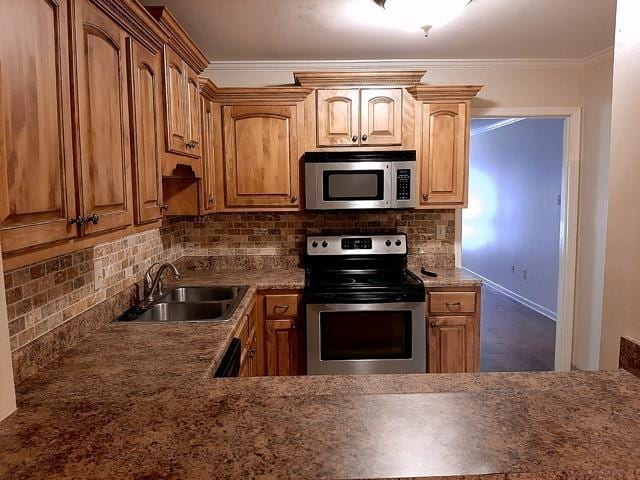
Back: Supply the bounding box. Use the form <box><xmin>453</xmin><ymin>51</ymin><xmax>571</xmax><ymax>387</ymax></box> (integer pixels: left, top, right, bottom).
<box><xmin>320</xmin><ymin>310</ymin><xmax>412</xmax><ymax>360</ymax></box>
<box><xmin>323</xmin><ymin>170</ymin><xmax>384</xmax><ymax>201</ymax></box>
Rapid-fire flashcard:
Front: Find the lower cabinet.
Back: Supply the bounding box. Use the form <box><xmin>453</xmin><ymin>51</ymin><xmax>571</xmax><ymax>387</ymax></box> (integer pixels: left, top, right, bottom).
<box><xmin>427</xmin><ymin>287</ymin><xmax>481</xmax><ymax>373</ymax></box>
<box><xmin>239</xmin><ymin>296</ymin><xmax>258</xmax><ymax>377</ymax></box>
<box><xmin>260</xmin><ymin>291</ymin><xmax>305</xmax><ymax>376</ymax></box>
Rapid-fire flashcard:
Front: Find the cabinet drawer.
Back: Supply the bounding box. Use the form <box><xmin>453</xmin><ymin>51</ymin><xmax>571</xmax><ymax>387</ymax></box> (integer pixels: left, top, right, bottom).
<box><xmin>429</xmin><ymin>292</ymin><xmax>476</xmax><ymax>315</ymax></box>
<box><xmin>264</xmin><ymin>294</ymin><xmax>299</xmax><ymax>318</ymax></box>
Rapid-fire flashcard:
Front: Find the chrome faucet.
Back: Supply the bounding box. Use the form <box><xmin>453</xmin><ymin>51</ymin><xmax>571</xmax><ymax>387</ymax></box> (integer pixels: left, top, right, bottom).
<box><xmin>143</xmin><ymin>262</ymin><xmax>180</xmax><ymax>306</ymax></box>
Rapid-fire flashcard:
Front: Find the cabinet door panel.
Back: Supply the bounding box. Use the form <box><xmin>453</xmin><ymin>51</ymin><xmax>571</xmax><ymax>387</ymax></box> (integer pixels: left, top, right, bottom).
<box><xmin>0</xmin><ymin>0</ymin><xmax>78</xmax><ymax>253</ymax></box>
<box><xmin>74</xmin><ymin>0</ymin><xmax>132</xmax><ymax>234</ymax></box>
<box><xmin>361</xmin><ymin>88</ymin><xmax>402</xmax><ymax>146</ymax></box>
<box><xmin>127</xmin><ymin>39</ymin><xmax>163</xmax><ymax>224</ymax></box>
<box><xmin>428</xmin><ymin>316</ymin><xmax>475</xmax><ymax>373</ymax></box>
<box><xmin>186</xmin><ymin>67</ymin><xmax>202</xmax><ymax>157</ymax></box>
<box><xmin>164</xmin><ymin>46</ymin><xmax>187</xmax><ymax>155</ymax></box>
<box><xmin>316</xmin><ymin>89</ymin><xmax>359</xmax><ymax>147</ymax></box>
<box><xmin>200</xmin><ymin>97</ymin><xmax>216</xmax><ymax>213</ymax></box>
<box><xmin>223</xmin><ymin>105</ymin><xmax>300</xmax><ymax>208</ymax></box>
<box><xmin>266</xmin><ymin>318</ymin><xmax>302</xmax><ymax>376</ymax></box>
<box><xmin>420</xmin><ymin>103</ymin><xmax>467</xmax><ymax>205</ymax></box>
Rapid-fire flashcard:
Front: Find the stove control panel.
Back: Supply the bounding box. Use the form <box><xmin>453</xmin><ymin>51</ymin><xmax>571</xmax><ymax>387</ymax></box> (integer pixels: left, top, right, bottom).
<box><xmin>307</xmin><ymin>235</ymin><xmax>407</xmax><ymax>255</ymax></box>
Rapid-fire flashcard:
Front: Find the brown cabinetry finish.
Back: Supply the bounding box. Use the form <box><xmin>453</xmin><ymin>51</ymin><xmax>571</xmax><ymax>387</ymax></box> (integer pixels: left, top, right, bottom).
<box><xmin>427</xmin><ymin>287</ymin><xmax>481</xmax><ymax>373</ymax></box>
<box><xmin>200</xmin><ymin>96</ymin><xmax>216</xmax><ymax>213</ymax></box>
<box><xmin>127</xmin><ymin>39</ymin><xmax>164</xmax><ymax>224</ymax></box>
<box><xmin>0</xmin><ymin>0</ymin><xmax>78</xmax><ymax>253</ymax></box>
<box><xmin>186</xmin><ymin>67</ymin><xmax>202</xmax><ymax>157</ymax></box>
<box><xmin>222</xmin><ymin>105</ymin><xmax>301</xmax><ymax>209</ymax></box>
<box><xmin>73</xmin><ymin>0</ymin><xmax>133</xmax><ymax>235</ymax></box>
<box><xmin>419</xmin><ymin>102</ymin><xmax>468</xmax><ymax>206</ymax></box>
<box><xmin>316</xmin><ymin>88</ymin><xmax>402</xmax><ymax>147</ymax></box>
<box><xmin>265</xmin><ymin>318</ymin><xmax>304</xmax><ymax>376</ymax></box>
<box><xmin>360</xmin><ymin>88</ymin><xmax>403</xmax><ymax>146</ymax></box>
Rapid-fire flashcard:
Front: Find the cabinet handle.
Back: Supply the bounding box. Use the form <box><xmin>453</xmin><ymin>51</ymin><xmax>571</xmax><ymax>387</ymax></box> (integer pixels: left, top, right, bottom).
<box><xmin>290</xmin><ymin>196</ymin><xmax>298</xmax><ymax>203</ymax></box>
<box><xmin>362</xmin><ymin>134</ymin><xmax>368</xmax><ymax>141</ymax></box>
<box><xmin>273</xmin><ymin>304</ymin><xmax>290</xmax><ymax>314</ymax></box>
<box><xmin>445</xmin><ymin>302</ymin><xmax>462</xmax><ymax>307</ymax></box>
<box><xmin>430</xmin><ymin>323</ymin><xmax>437</xmax><ymax>328</ymax></box>
<box><xmin>160</xmin><ymin>204</ymin><xmax>169</xmax><ymax>212</ymax></box>
<box><xmin>422</xmin><ymin>193</ymin><xmax>428</xmax><ymax>201</ymax></box>
<box><xmin>207</xmin><ymin>196</ymin><xmax>214</xmax><ymax>205</ymax></box>
<box><xmin>85</xmin><ymin>214</ymin><xmax>99</xmax><ymax>225</ymax></box>
<box><xmin>291</xmin><ymin>324</ymin><xmax>297</xmax><ymax>330</ymax></box>
<box><xmin>351</xmin><ymin>135</ymin><xmax>358</xmax><ymax>142</ymax></box>
<box><xmin>69</xmin><ymin>216</ymin><xmax>85</xmax><ymax>226</ymax></box>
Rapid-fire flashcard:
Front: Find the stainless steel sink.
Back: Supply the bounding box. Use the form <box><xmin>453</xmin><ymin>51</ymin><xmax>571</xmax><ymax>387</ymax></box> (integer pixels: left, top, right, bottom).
<box><xmin>159</xmin><ymin>286</ymin><xmax>244</xmax><ymax>303</ymax></box>
<box><xmin>136</xmin><ymin>301</ymin><xmax>235</xmax><ymax>323</ymax></box>
<box><xmin>115</xmin><ymin>285</ymin><xmax>249</xmax><ymax>323</ymax></box>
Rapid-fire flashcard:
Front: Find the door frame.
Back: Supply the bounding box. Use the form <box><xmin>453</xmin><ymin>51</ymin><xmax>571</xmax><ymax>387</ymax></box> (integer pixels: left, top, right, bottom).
<box><xmin>455</xmin><ymin>107</ymin><xmax>582</xmax><ymax>372</ymax></box>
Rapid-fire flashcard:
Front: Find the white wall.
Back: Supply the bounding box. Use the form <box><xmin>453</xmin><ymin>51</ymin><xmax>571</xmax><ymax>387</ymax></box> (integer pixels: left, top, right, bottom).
<box><xmin>463</xmin><ymin>118</ymin><xmax>564</xmax><ymax>317</ymax></box>
<box><xmin>0</xmin><ymin>246</ymin><xmax>17</xmax><ymax>421</ymax></box>
<box><xmin>600</xmin><ymin>0</ymin><xmax>640</xmax><ymax>369</ymax></box>
<box><xmin>572</xmin><ymin>59</ymin><xmax>614</xmax><ymax>370</ymax></box>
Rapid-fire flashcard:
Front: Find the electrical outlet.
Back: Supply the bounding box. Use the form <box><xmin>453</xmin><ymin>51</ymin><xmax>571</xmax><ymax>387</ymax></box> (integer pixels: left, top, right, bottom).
<box><xmin>436</xmin><ymin>224</ymin><xmax>446</xmax><ymax>240</ymax></box>
<box><xmin>511</xmin><ymin>265</ymin><xmax>515</xmax><ymax>273</ymax></box>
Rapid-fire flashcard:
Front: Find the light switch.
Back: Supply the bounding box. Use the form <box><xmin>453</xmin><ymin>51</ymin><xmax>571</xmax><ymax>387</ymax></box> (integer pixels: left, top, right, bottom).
<box><xmin>436</xmin><ymin>224</ymin><xmax>446</xmax><ymax>240</ymax></box>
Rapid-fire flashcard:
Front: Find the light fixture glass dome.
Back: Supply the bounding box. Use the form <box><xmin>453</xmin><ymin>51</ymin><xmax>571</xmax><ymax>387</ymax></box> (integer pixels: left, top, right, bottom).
<box><xmin>382</xmin><ymin>0</ymin><xmax>471</xmax><ymax>30</ymax></box>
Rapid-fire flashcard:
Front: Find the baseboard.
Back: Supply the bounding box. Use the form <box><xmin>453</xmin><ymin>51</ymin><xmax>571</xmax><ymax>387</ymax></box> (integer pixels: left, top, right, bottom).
<box><xmin>462</xmin><ymin>267</ymin><xmax>557</xmax><ymax>321</ymax></box>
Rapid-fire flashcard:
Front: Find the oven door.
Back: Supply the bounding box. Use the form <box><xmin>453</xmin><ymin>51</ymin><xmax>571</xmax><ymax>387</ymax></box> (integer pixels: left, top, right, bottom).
<box><xmin>306</xmin><ymin>302</ymin><xmax>426</xmax><ymax>375</ymax></box>
<box><xmin>305</xmin><ymin>161</ymin><xmax>391</xmax><ymax>209</ymax></box>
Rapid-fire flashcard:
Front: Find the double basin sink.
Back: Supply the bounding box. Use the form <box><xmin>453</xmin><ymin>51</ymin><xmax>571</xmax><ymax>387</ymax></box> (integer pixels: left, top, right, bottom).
<box><xmin>119</xmin><ymin>286</ymin><xmax>249</xmax><ymax>323</ymax></box>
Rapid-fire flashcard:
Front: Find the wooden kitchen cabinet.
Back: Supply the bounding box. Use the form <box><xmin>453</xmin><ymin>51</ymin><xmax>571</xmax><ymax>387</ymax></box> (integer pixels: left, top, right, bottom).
<box><xmin>427</xmin><ymin>287</ymin><xmax>481</xmax><ymax>373</ymax></box>
<box><xmin>127</xmin><ymin>38</ymin><xmax>165</xmax><ymax>224</ymax></box>
<box><xmin>73</xmin><ymin>0</ymin><xmax>134</xmax><ymax>235</ymax></box>
<box><xmin>261</xmin><ymin>291</ymin><xmax>305</xmax><ymax>376</ymax></box>
<box><xmin>316</xmin><ymin>88</ymin><xmax>402</xmax><ymax>147</ymax></box>
<box><xmin>408</xmin><ymin>85</ymin><xmax>482</xmax><ymax>208</ymax></box>
<box><xmin>221</xmin><ymin>104</ymin><xmax>302</xmax><ymax>209</ymax></box>
<box><xmin>240</xmin><ymin>296</ymin><xmax>259</xmax><ymax>377</ymax></box>
<box><xmin>0</xmin><ymin>0</ymin><xmax>78</xmax><ymax>253</ymax></box>
<box><xmin>200</xmin><ymin>95</ymin><xmax>216</xmax><ymax>213</ymax></box>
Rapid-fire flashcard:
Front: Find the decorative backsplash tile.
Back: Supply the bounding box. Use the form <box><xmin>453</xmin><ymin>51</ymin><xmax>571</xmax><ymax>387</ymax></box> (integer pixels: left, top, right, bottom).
<box><xmin>4</xmin><ymin>209</ymin><xmax>455</xmax><ymax>363</ymax></box>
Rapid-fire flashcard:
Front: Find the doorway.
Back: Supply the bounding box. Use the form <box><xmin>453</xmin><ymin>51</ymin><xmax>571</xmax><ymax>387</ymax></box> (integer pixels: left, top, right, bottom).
<box><xmin>456</xmin><ymin>108</ymin><xmax>582</xmax><ymax>372</ymax></box>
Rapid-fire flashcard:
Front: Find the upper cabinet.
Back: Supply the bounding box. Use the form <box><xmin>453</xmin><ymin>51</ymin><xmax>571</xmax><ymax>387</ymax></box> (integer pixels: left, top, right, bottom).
<box><xmin>0</xmin><ymin>0</ymin><xmax>78</xmax><ymax>254</ymax></box>
<box><xmin>127</xmin><ymin>38</ymin><xmax>165</xmax><ymax>224</ymax></box>
<box><xmin>222</xmin><ymin>104</ymin><xmax>302</xmax><ymax>209</ymax></box>
<box><xmin>408</xmin><ymin>85</ymin><xmax>482</xmax><ymax>209</ymax></box>
<box><xmin>199</xmin><ymin>85</ymin><xmax>217</xmax><ymax>214</ymax></box>
<box><xmin>316</xmin><ymin>88</ymin><xmax>403</xmax><ymax>147</ymax></box>
<box><xmin>73</xmin><ymin>0</ymin><xmax>133</xmax><ymax>235</ymax></box>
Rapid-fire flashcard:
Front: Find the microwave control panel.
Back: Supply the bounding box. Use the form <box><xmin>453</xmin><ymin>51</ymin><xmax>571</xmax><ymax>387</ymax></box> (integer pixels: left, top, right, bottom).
<box><xmin>396</xmin><ymin>169</ymin><xmax>411</xmax><ymax>200</ymax></box>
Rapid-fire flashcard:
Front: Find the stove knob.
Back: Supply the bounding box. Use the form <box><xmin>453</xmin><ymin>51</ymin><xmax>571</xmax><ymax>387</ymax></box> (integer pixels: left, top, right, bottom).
<box><xmin>385</xmin><ymin>240</ymin><xmax>392</xmax><ymax>247</ymax></box>
<box><xmin>395</xmin><ymin>239</ymin><xmax>402</xmax><ymax>246</ymax></box>
<box><xmin>322</xmin><ymin>241</ymin><xmax>328</xmax><ymax>248</ymax></box>
<box><xmin>312</xmin><ymin>241</ymin><xmax>318</xmax><ymax>248</ymax></box>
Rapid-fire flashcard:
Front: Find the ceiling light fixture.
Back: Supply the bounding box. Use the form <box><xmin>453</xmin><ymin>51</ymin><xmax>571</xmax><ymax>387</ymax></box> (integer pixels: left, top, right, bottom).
<box><xmin>373</xmin><ymin>0</ymin><xmax>472</xmax><ymax>36</ymax></box>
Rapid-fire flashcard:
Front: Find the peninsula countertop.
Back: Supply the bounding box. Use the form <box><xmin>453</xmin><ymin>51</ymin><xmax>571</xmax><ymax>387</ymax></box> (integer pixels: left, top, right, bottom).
<box><xmin>3</xmin><ymin>268</ymin><xmax>640</xmax><ymax>479</ymax></box>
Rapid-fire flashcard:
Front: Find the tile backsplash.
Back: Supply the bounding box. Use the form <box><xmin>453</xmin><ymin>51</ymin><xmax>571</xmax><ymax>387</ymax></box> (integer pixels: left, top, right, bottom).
<box><xmin>4</xmin><ymin>209</ymin><xmax>455</xmax><ymax>366</ymax></box>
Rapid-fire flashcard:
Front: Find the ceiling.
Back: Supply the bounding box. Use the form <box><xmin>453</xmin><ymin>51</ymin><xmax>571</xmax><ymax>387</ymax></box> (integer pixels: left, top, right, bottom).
<box><xmin>140</xmin><ymin>0</ymin><xmax>616</xmax><ymax>62</ymax></box>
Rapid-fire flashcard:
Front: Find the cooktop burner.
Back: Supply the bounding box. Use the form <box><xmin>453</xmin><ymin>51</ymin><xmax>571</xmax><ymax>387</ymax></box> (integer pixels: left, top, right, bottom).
<box><xmin>304</xmin><ymin>234</ymin><xmax>425</xmax><ymax>303</ymax></box>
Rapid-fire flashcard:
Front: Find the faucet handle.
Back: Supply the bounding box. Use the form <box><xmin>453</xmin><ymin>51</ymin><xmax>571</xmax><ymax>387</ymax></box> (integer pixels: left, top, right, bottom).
<box><xmin>144</xmin><ymin>262</ymin><xmax>160</xmax><ymax>289</ymax></box>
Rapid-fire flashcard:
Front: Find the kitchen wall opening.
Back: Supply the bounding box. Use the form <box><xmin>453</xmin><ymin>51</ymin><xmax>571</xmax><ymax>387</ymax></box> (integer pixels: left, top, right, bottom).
<box><xmin>462</xmin><ymin>117</ymin><xmax>565</xmax><ymax>372</ymax></box>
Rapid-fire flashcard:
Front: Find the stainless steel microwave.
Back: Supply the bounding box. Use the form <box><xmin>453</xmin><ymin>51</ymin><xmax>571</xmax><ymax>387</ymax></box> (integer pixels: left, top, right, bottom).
<box><xmin>304</xmin><ymin>151</ymin><xmax>417</xmax><ymax>210</ymax></box>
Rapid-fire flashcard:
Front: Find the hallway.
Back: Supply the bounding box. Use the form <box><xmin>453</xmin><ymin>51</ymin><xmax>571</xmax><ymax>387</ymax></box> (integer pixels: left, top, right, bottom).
<box><xmin>480</xmin><ymin>286</ymin><xmax>556</xmax><ymax>372</ymax></box>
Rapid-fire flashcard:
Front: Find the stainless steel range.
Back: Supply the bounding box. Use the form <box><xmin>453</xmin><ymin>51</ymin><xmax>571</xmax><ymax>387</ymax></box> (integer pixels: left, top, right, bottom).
<box><xmin>304</xmin><ymin>234</ymin><xmax>426</xmax><ymax>375</ymax></box>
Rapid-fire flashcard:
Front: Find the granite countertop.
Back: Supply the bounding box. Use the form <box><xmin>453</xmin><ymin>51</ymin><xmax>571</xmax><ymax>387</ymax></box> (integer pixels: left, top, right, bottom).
<box><xmin>410</xmin><ymin>266</ymin><xmax>483</xmax><ymax>288</ymax></box>
<box><xmin>3</xmin><ymin>268</ymin><xmax>640</xmax><ymax>479</ymax></box>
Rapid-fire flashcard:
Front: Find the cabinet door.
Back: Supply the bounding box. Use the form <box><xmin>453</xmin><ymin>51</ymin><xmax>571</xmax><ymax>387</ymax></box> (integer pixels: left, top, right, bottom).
<box><xmin>266</xmin><ymin>318</ymin><xmax>303</xmax><ymax>376</ymax></box>
<box><xmin>248</xmin><ymin>333</ymin><xmax>259</xmax><ymax>377</ymax></box>
<box><xmin>164</xmin><ymin>46</ymin><xmax>188</xmax><ymax>155</ymax></box>
<box><xmin>74</xmin><ymin>0</ymin><xmax>133</xmax><ymax>235</ymax></box>
<box><xmin>428</xmin><ymin>316</ymin><xmax>476</xmax><ymax>373</ymax></box>
<box><xmin>223</xmin><ymin>105</ymin><xmax>300</xmax><ymax>208</ymax></box>
<box><xmin>127</xmin><ymin>39</ymin><xmax>163</xmax><ymax>224</ymax></box>
<box><xmin>200</xmin><ymin>97</ymin><xmax>216</xmax><ymax>213</ymax></box>
<box><xmin>0</xmin><ymin>0</ymin><xmax>78</xmax><ymax>253</ymax></box>
<box><xmin>419</xmin><ymin>103</ymin><xmax>468</xmax><ymax>206</ymax></box>
<box><xmin>360</xmin><ymin>88</ymin><xmax>402</xmax><ymax>146</ymax></box>
<box><xmin>186</xmin><ymin>67</ymin><xmax>202</xmax><ymax>158</ymax></box>
<box><xmin>316</xmin><ymin>89</ymin><xmax>360</xmax><ymax>147</ymax></box>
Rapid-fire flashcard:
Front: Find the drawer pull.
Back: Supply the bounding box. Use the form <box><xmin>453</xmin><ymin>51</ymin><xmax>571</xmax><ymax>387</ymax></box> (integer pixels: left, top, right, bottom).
<box><xmin>273</xmin><ymin>304</ymin><xmax>290</xmax><ymax>314</ymax></box>
<box><xmin>445</xmin><ymin>302</ymin><xmax>462</xmax><ymax>307</ymax></box>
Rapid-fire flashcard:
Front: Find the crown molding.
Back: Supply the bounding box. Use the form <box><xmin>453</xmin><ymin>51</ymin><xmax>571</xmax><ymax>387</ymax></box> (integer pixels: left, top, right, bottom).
<box><xmin>407</xmin><ymin>85</ymin><xmax>483</xmax><ymax>101</ymax></box>
<box><xmin>471</xmin><ymin>118</ymin><xmax>525</xmax><ymax>136</ymax></box>
<box><xmin>204</xmin><ymin>53</ymin><xmax>613</xmax><ymax>76</ymax></box>
<box><xmin>198</xmin><ymin>78</ymin><xmax>313</xmax><ymax>103</ymax></box>
<box><xmin>294</xmin><ymin>70</ymin><xmax>426</xmax><ymax>86</ymax></box>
